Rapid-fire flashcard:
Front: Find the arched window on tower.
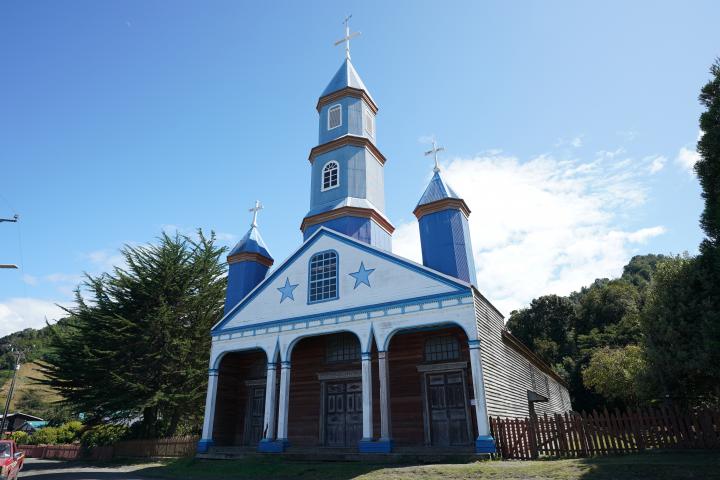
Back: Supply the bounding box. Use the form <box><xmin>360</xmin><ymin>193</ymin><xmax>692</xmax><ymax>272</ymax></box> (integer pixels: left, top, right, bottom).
<box><xmin>322</xmin><ymin>161</ymin><xmax>339</xmax><ymax>191</ymax></box>
<box><xmin>309</xmin><ymin>250</ymin><xmax>338</xmax><ymax>303</ymax></box>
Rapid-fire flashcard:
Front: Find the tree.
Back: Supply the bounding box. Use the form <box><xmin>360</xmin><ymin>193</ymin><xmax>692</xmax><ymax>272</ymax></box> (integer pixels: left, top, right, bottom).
<box><xmin>582</xmin><ymin>345</ymin><xmax>646</xmax><ymax>406</ymax></box>
<box><xmin>641</xmin><ymin>255</ymin><xmax>719</xmax><ymax>407</ymax></box>
<box><xmin>40</xmin><ymin>230</ymin><xmax>226</xmax><ymax>437</ymax></box>
<box><xmin>696</xmin><ymin>58</ymin><xmax>720</xmax><ymax>252</ymax></box>
<box><xmin>506</xmin><ymin>295</ymin><xmax>575</xmax><ymax>369</ymax></box>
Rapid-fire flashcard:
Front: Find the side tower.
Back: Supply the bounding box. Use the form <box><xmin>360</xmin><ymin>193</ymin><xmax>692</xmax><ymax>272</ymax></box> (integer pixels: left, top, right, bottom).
<box><xmin>413</xmin><ymin>143</ymin><xmax>478</xmax><ymax>285</ymax></box>
<box><xmin>300</xmin><ymin>54</ymin><xmax>394</xmax><ymax>250</ymax></box>
<box><xmin>225</xmin><ymin>201</ymin><xmax>274</xmax><ymax>313</ymax></box>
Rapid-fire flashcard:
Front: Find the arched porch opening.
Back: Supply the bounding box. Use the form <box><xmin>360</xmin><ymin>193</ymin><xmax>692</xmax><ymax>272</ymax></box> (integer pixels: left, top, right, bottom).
<box><xmin>287</xmin><ymin>331</ymin><xmax>372</xmax><ymax>448</ymax></box>
<box><xmin>213</xmin><ymin>349</ymin><xmax>269</xmax><ymax>446</ymax></box>
<box><xmin>387</xmin><ymin>324</ymin><xmax>477</xmax><ymax>449</ymax></box>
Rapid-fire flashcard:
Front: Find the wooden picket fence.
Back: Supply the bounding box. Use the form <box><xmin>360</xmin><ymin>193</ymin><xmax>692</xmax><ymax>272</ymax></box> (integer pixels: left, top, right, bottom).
<box><xmin>112</xmin><ymin>435</ymin><xmax>199</xmax><ymax>458</ymax></box>
<box><xmin>18</xmin><ymin>435</ymin><xmax>198</xmax><ymax>460</ymax></box>
<box><xmin>490</xmin><ymin>407</ymin><xmax>720</xmax><ymax>459</ymax></box>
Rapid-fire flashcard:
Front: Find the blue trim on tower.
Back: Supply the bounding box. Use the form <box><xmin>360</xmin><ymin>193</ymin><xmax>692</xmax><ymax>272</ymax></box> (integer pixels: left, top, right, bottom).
<box><xmin>416</xmin><ymin>171</ymin><xmax>460</xmax><ymax>207</ymax></box>
<box><xmin>258</xmin><ymin>439</ymin><xmax>287</xmax><ymax>453</ymax></box>
<box><xmin>212</xmin><ymin>228</ymin><xmax>470</xmax><ymax>333</ymax></box>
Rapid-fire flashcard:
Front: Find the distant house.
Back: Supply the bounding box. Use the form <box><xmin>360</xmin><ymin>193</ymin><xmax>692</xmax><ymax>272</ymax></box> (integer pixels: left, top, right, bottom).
<box><xmin>1</xmin><ymin>412</ymin><xmax>44</xmax><ymax>432</ymax></box>
<box><xmin>17</xmin><ymin>420</ymin><xmax>48</xmax><ymax>433</ymax></box>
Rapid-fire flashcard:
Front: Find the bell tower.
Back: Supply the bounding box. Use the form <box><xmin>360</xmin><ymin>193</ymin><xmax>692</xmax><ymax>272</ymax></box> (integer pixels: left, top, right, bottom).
<box><xmin>300</xmin><ymin>20</ymin><xmax>394</xmax><ymax>250</ymax></box>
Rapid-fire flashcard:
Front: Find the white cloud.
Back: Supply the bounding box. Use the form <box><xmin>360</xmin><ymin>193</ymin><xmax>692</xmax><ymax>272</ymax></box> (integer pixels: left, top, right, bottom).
<box><xmin>676</xmin><ymin>146</ymin><xmax>700</xmax><ymax>173</ymax></box>
<box><xmin>675</xmin><ymin>131</ymin><xmax>703</xmax><ymax>174</ymax></box>
<box><xmin>0</xmin><ymin>298</ymin><xmax>69</xmax><ymax>337</ymax></box>
<box><xmin>555</xmin><ymin>135</ymin><xmax>584</xmax><ymax>148</ymax></box>
<box><xmin>648</xmin><ymin>155</ymin><xmax>666</xmax><ymax>174</ymax></box>
<box><xmin>22</xmin><ymin>274</ymin><xmax>38</xmax><ymax>286</ymax></box>
<box><xmin>393</xmin><ymin>150</ymin><xmax>665</xmax><ymax>316</ymax></box>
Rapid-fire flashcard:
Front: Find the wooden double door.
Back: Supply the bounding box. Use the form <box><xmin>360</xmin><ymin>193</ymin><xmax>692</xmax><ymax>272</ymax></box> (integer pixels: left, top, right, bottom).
<box><xmin>324</xmin><ymin>381</ymin><xmax>363</xmax><ymax>447</ymax></box>
<box><xmin>425</xmin><ymin>371</ymin><xmax>472</xmax><ymax>446</ymax></box>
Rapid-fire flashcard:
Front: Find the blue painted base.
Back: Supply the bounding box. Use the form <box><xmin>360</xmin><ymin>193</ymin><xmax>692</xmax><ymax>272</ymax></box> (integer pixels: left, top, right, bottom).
<box><xmin>196</xmin><ymin>438</ymin><xmax>214</xmax><ymax>453</ymax></box>
<box><xmin>475</xmin><ymin>435</ymin><xmax>496</xmax><ymax>454</ymax></box>
<box><xmin>257</xmin><ymin>439</ymin><xmax>288</xmax><ymax>453</ymax></box>
<box><xmin>358</xmin><ymin>439</ymin><xmax>393</xmax><ymax>453</ymax></box>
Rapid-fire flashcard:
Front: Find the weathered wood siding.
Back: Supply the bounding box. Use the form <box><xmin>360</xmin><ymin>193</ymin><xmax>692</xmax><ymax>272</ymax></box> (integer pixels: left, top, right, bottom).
<box><xmin>473</xmin><ymin>293</ymin><xmax>571</xmax><ymax>418</ymax></box>
<box><xmin>387</xmin><ymin>326</ymin><xmax>477</xmax><ymax>446</ymax></box>
<box><xmin>213</xmin><ymin>350</ymin><xmax>267</xmax><ymax>446</ymax></box>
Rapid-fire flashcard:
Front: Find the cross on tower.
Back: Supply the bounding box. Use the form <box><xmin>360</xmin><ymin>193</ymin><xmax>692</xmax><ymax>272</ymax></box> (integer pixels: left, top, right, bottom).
<box><xmin>249</xmin><ymin>200</ymin><xmax>263</xmax><ymax>228</ymax></box>
<box><xmin>424</xmin><ymin>139</ymin><xmax>445</xmax><ymax>173</ymax></box>
<box><xmin>334</xmin><ymin>15</ymin><xmax>361</xmax><ymax>60</ymax></box>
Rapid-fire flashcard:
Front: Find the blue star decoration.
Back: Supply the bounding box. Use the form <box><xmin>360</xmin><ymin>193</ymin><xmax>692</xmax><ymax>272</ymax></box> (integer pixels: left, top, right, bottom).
<box><xmin>277</xmin><ymin>277</ymin><xmax>299</xmax><ymax>303</ymax></box>
<box><xmin>349</xmin><ymin>262</ymin><xmax>375</xmax><ymax>289</ymax></box>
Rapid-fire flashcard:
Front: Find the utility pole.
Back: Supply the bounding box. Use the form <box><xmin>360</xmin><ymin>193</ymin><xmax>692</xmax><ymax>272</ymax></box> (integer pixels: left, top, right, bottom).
<box><xmin>0</xmin><ymin>214</ymin><xmax>19</xmax><ymax>269</ymax></box>
<box><xmin>1</xmin><ymin>347</ymin><xmax>24</xmax><ymax>436</ymax></box>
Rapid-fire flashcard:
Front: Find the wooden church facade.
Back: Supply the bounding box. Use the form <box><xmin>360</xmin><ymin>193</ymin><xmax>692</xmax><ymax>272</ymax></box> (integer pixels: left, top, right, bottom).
<box><xmin>198</xmin><ymin>42</ymin><xmax>571</xmax><ymax>456</ymax></box>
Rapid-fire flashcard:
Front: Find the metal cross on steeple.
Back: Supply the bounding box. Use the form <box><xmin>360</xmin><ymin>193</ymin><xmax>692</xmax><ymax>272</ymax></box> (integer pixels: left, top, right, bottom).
<box><xmin>249</xmin><ymin>200</ymin><xmax>263</xmax><ymax>228</ymax></box>
<box><xmin>424</xmin><ymin>139</ymin><xmax>445</xmax><ymax>173</ymax></box>
<box><xmin>334</xmin><ymin>15</ymin><xmax>361</xmax><ymax>60</ymax></box>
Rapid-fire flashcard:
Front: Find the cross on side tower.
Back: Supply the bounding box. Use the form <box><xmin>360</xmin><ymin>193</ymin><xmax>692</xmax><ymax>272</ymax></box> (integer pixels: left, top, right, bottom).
<box><xmin>424</xmin><ymin>139</ymin><xmax>445</xmax><ymax>173</ymax></box>
<box><xmin>249</xmin><ymin>200</ymin><xmax>263</xmax><ymax>228</ymax></box>
<box><xmin>334</xmin><ymin>15</ymin><xmax>361</xmax><ymax>60</ymax></box>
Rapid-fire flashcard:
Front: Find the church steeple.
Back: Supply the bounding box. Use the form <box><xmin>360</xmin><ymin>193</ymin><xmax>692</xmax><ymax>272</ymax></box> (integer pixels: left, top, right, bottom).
<box><xmin>225</xmin><ymin>201</ymin><xmax>274</xmax><ymax>313</ymax></box>
<box><xmin>414</xmin><ymin>144</ymin><xmax>478</xmax><ymax>285</ymax></box>
<box><xmin>301</xmin><ymin>21</ymin><xmax>393</xmax><ymax>249</ymax></box>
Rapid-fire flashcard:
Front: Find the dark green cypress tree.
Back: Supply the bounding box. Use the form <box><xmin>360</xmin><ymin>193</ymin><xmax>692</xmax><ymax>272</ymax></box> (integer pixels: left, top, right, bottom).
<box><xmin>40</xmin><ymin>230</ymin><xmax>226</xmax><ymax>436</ymax></box>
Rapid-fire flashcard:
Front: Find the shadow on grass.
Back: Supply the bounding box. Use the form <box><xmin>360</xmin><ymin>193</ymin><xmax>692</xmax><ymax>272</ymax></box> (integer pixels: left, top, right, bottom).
<box><xmin>574</xmin><ymin>451</ymin><xmax>720</xmax><ymax>480</ymax></box>
<box><xmin>136</xmin><ymin>457</ymin><xmax>391</xmax><ymax>480</ymax></box>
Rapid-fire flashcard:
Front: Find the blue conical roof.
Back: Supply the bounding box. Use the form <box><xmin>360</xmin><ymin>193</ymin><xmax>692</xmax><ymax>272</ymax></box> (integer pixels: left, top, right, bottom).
<box><xmin>228</xmin><ymin>225</ymin><xmax>272</xmax><ymax>260</ymax></box>
<box><xmin>320</xmin><ymin>58</ymin><xmax>375</xmax><ymax>102</ymax></box>
<box><xmin>416</xmin><ymin>171</ymin><xmax>461</xmax><ymax>207</ymax></box>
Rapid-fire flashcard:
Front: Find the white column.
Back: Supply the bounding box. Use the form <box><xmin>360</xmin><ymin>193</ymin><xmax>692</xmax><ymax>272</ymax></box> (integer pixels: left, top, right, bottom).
<box><xmin>262</xmin><ymin>362</ymin><xmax>278</xmax><ymax>441</ymax></box>
<box><xmin>276</xmin><ymin>361</ymin><xmax>291</xmax><ymax>442</ymax></box>
<box><xmin>378</xmin><ymin>350</ymin><xmax>391</xmax><ymax>441</ymax></box>
<box><xmin>199</xmin><ymin>368</ymin><xmax>219</xmax><ymax>451</ymax></box>
<box><xmin>468</xmin><ymin>340</ymin><xmax>491</xmax><ymax>436</ymax></box>
<box><xmin>361</xmin><ymin>351</ymin><xmax>373</xmax><ymax>441</ymax></box>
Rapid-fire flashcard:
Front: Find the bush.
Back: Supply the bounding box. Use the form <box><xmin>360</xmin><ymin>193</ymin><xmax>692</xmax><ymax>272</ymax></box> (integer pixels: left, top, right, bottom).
<box><xmin>80</xmin><ymin>424</ymin><xmax>129</xmax><ymax>449</ymax></box>
<box><xmin>9</xmin><ymin>431</ymin><xmax>29</xmax><ymax>445</ymax></box>
<box><xmin>56</xmin><ymin>421</ymin><xmax>84</xmax><ymax>443</ymax></box>
<box><xmin>28</xmin><ymin>426</ymin><xmax>58</xmax><ymax>445</ymax></box>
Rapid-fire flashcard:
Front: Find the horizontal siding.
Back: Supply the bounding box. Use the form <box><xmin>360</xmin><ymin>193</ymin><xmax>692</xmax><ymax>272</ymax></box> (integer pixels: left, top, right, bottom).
<box><xmin>473</xmin><ymin>293</ymin><xmax>572</xmax><ymax>419</ymax></box>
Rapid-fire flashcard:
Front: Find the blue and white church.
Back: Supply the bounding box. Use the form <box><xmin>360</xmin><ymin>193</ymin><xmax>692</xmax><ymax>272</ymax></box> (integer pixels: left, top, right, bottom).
<box><xmin>198</xmin><ymin>32</ymin><xmax>571</xmax><ymax>456</ymax></box>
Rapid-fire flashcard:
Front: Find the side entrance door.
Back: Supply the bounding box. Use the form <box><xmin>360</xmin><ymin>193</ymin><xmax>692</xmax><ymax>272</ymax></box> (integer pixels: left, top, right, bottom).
<box><xmin>243</xmin><ymin>385</ymin><xmax>266</xmax><ymax>445</ymax></box>
<box><xmin>324</xmin><ymin>381</ymin><xmax>363</xmax><ymax>447</ymax></box>
<box><xmin>426</xmin><ymin>371</ymin><xmax>471</xmax><ymax>446</ymax></box>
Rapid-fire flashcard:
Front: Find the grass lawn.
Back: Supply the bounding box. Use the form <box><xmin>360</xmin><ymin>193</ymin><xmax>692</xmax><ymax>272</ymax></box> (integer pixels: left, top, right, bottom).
<box><xmin>137</xmin><ymin>451</ymin><xmax>720</xmax><ymax>480</ymax></box>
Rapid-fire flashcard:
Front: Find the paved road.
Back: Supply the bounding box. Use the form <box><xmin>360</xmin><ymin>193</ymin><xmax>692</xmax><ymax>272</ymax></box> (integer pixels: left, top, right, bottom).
<box><xmin>18</xmin><ymin>458</ymin><xmax>164</xmax><ymax>480</ymax></box>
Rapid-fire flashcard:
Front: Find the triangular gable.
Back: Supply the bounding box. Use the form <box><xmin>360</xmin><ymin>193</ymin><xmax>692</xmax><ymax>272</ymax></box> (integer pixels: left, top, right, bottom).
<box><xmin>213</xmin><ymin>227</ymin><xmax>470</xmax><ymax>333</ymax></box>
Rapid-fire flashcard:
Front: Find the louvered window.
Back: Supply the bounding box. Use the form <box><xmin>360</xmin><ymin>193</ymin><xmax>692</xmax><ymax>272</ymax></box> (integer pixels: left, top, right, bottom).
<box><xmin>328</xmin><ymin>105</ymin><xmax>342</xmax><ymax>130</ymax></box>
<box><xmin>364</xmin><ymin>110</ymin><xmax>375</xmax><ymax>137</ymax></box>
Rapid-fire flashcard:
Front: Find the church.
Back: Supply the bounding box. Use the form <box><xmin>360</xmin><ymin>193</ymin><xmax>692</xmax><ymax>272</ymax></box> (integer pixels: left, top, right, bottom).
<box><xmin>197</xmin><ymin>30</ymin><xmax>571</xmax><ymax>456</ymax></box>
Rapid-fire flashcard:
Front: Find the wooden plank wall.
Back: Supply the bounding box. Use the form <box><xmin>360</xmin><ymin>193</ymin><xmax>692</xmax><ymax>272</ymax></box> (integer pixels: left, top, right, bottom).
<box><xmin>473</xmin><ymin>294</ymin><xmax>572</xmax><ymax>418</ymax></box>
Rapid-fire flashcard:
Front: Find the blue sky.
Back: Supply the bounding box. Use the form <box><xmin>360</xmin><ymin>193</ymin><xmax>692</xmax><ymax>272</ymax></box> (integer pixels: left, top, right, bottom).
<box><xmin>0</xmin><ymin>1</ymin><xmax>716</xmax><ymax>335</ymax></box>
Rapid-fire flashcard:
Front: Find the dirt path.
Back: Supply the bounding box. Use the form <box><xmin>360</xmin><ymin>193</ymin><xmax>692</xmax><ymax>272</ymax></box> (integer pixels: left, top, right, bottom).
<box><xmin>18</xmin><ymin>458</ymin><xmax>163</xmax><ymax>480</ymax></box>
